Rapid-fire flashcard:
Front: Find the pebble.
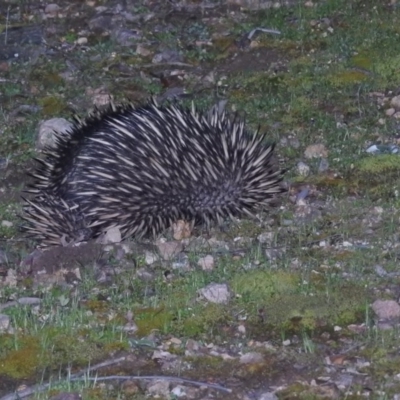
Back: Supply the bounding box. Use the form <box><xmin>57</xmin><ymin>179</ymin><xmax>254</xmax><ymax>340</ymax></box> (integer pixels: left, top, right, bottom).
<box><xmin>101</xmin><ymin>227</ymin><xmax>122</xmax><ymax>244</ymax></box>
<box><xmin>198</xmin><ymin>283</ymin><xmax>230</xmax><ymax>304</ymax></box>
<box><xmin>390</xmin><ymin>95</ymin><xmax>400</xmax><ymax>110</ymax></box>
<box><xmin>157</xmin><ymin>241</ymin><xmax>183</xmax><ymax>260</ymax></box>
<box><xmin>372</xmin><ymin>299</ymin><xmax>400</xmax><ymax>320</ymax></box>
<box><xmin>147</xmin><ymin>380</ymin><xmax>170</xmax><ymax>397</ymax></box>
<box><xmin>258</xmin><ymin>392</ymin><xmax>278</xmax><ymax>400</ymax></box>
<box><xmin>297</xmin><ymin>161</ymin><xmax>310</xmax><ymax>176</ymax></box>
<box><xmin>0</xmin><ymin>314</ymin><xmax>10</xmax><ymax>331</ymax></box>
<box><xmin>171</xmin><ymin>386</ymin><xmax>186</xmax><ymax>397</ymax></box>
<box><xmin>1</xmin><ymin>220</ymin><xmax>13</xmax><ymax>228</ymax></box>
<box><xmin>240</xmin><ymin>352</ymin><xmax>264</xmax><ymax>364</ymax></box>
<box><xmin>145</xmin><ymin>251</ymin><xmax>158</xmax><ymax>265</ymax></box>
<box><xmin>198</xmin><ymin>255</ymin><xmax>214</xmax><ymax>270</ymax></box>
<box><xmin>304</xmin><ymin>143</ymin><xmax>328</xmax><ymax>159</ymax></box>
<box><xmin>37</xmin><ymin>118</ymin><xmax>73</xmax><ymax>150</ymax></box>
<box><xmin>386</xmin><ymin>108</ymin><xmax>396</xmax><ymax>116</ymax></box>
<box><xmin>18</xmin><ymin>297</ymin><xmax>41</xmax><ymax>306</ymax></box>
<box><xmin>45</xmin><ymin>3</ymin><xmax>60</xmax><ymax>17</ymax></box>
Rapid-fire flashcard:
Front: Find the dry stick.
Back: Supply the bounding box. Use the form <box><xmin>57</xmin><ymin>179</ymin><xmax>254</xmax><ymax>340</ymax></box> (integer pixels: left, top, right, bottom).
<box><xmin>4</xmin><ymin>6</ymin><xmax>10</xmax><ymax>45</ymax></box>
<box><xmin>0</xmin><ymin>357</ymin><xmax>231</xmax><ymax>400</ymax></box>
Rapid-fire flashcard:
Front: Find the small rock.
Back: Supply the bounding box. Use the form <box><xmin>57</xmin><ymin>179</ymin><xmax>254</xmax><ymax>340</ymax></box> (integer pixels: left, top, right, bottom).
<box><xmin>100</xmin><ymin>227</ymin><xmax>122</xmax><ymax>244</ymax></box>
<box><xmin>198</xmin><ymin>255</ymin><xmax>214</xmax><ymax>270</ymax></box>
<box><xmin>0</xmin><ymin>158</ymin><xmax>9</xmax><ymax>169</ymax></box>
<box><xmin>198</xmin><ymin>283</ymin><xmax>230</xmax><ymax>304</ymax></box>
<box><xmin>45</xmin><ymin>4</ymin><xmax>60</xmax><ymax>17</ymax></box>
<box><xmin>157</xmin><ymin>241</ymin><xmax>183</xmax><ymax>260</ymax></box>
<box><xmin>1</xmin><ymin>221</ymin><xmax>13</xmax><ymax>228</ymax></box>
<box><xmin>172</xmin><ymin>220</ymin><xmax>192</xmax><ymax>240</ymax></box>
<box><xmin>171</xmin><ymin>253</ymin><xmax>190</xmax><ymax>270</ymax></box>
<box><xmin>88</xmin><ymin>15</ymin><xmax>112</xmax><ymax>32</ymax></box>
<box><xmin>121</xmin><ymin>380</ymin><xmax>140</xmax><ymax>395</ymax></box>
<box><xmin>386</xmin><ymin>108</ymin><xmax>396</xmax><ymax>116</ymax></box>
<box><xmin>152</xmin><ymin>350</ymin><xmax>177</xmax><ymax>361</ymax></box>
<box><xmin>391</xmin><ymin>95</ymin><xmax>400</xmax><ymax>110</ymax></box>
<box><xmin>86</xmin><ymin>87</ymin><xmax>113</xmax><ymax>107</ymax></box>
<box><xmin>37</xmin><ymin>118</ymin><xmax>73</xmax><ymax>150</ymax></box>
<box><xmin>147</xmin><ymin>380</ymin><xmax>170</xmax><ymax>397</ymax></box>
<box><xmin>297</xmin><ymin>161</ymin><xmax>310</xmax><ymax>176</ymax></box>
<box><xmin>121</xmin><ymin>321</ymin><xmax>138</xmax><ymax>333</ymax></box>
<box><xmin>4</xmin><ymin>269</ymin><xmax>17</xmax><ymax>287</ymax></box>
<box><xmin>240</xmin><ymin>352</ymin><xmax>263</xmax><ymax>364</ymax></box>
<box><xmin>18</xmin><ymin>297</ymin><xmax>41</xmax><ymax>306</ymax></box>
<box><xmin>112</xmin><ymin>28</ymin><xmax>142</xmax><ymax>46</ymax></box>
<box><xmin>372</xmin><ymin>299</ymin><xmax>400</xmax><ymax>320</ymax></box>
<box><xmin>171</xmin><ymin>386</ymin><xmax>186</xmax><ymax>397</ymax></box>
<box><xmin>0</xmin><ymin>250</ymin><xmax>7</xmax><ymax>263</ymax></box>
<box><xmin>226</xmin><ymin>0</ymin><xmax>275</xmax><ymax>10</ymax></box>
<box><xmin>374</xmin><ymin>265</ymin><xmax>387</xmax><ymax>277</ymax></box>
<box><xmin>145</xmin><ymin>251</ymin><xmax>158</xmax><ymax>265</ymax></box>
<box><xmin>152</xmin><ymin>50</ymin><xmax>183</xmax><ymax>64</ymax></box>
<box><xmin>333</xmin><ymin>325</ymin><xmax>342</xmax><ymax>332</ymax></box>
<box><xmin>169</xmin><ymin>337</ymin><xmax>182</xmax><ymax>346</ymax></box>
<box><xmin>0</xmin><ymin>314</ymin><xmax>10</xmax><ymax>331</ymax></box>
<box><xmin>186</xmin><ymin>339</ymin><xmax>200</xmax><ymax>351</ymax></box>
<box><xmin>318</xmin><ymin>158</ymin><xmax>329</xmax><ymax>173</ymax></box>
<box><xmin>304</xmin><ymin>143</ymin><xmax>328</xmax><ymax>159</ymax></box>
<box><xmin>258</xmin><ymin>392</ymin><xmax>278</xmax><ymax>400</ymax></box>
<box><xmin>136</xmin><ymin>44</ymin><xmax>152</xmax><ymax>57</ymax></box>
<box><xmin>76</xmin><ymin>37</ymin><xmax>88</xmax><ymax>45</ymax></box>
<box><xmin>257</xmin><ymin>232</ymin><xmax>274</xmax><ymax>244</ymax></box>
<box><xmin>394</xmin><ymin>112</ymin><xmax>400</xmax><ymax>120</ymax></box>
<box><xmin>265</xmin><ymin>248</ymin><xmax>284</xmax><ymax>261</ymax></box>
<box><xmin>238</xmin><ymin>324</ymin><xmax>246</xmax><ymax>334</ymax></box>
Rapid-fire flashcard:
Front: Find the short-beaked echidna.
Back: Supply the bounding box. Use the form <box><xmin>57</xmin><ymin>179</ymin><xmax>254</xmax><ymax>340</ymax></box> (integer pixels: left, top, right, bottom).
<box><xmin>22</xmin><ymin>99</ymin><xmax>285</xmax><ymax>247</ymax></box>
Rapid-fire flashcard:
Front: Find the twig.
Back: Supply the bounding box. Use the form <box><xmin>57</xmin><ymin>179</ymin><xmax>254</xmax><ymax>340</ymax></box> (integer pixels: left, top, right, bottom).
<box><xmin>4</xmin><ymin>6</ymin><xmax>10</xmax><ymax>45</ymax></box>
<box><xmin>0</xmin><ymin>357</ymin><xmax>231</xmax><ymax>400</ymax></box>
<box><xmin>70</xmin><ymin>375</ymin><xmax>232</xmax><ymax>393</ymax></box>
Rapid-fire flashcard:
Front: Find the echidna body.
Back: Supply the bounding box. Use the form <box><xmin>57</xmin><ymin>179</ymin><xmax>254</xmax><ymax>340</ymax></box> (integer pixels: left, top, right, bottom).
<box><xmin>23</xmin><ymin>100</ymin><xmax>284</xmax><ymax>246</ymax></box>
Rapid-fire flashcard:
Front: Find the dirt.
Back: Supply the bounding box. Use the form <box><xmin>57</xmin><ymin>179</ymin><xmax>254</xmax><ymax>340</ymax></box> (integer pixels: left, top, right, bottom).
<box><xmin>1</xmin><ymin>0</ymin><xmax>400</xmax><ymax>399</ymax></box>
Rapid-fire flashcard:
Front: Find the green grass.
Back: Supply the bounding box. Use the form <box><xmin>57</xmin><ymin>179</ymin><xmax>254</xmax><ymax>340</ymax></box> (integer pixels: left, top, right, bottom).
<box><xmin>2</xmin><ymin>0</ymin><xmax>400</xmax><ymax>397</ymax></box>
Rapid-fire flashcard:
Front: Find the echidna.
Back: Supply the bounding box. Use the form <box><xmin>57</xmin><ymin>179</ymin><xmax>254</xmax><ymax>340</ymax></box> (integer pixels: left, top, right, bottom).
<box><xmin>22</xmin><ymin>99</ymin><xmax>284</xmax><ymax>247</ymax></box>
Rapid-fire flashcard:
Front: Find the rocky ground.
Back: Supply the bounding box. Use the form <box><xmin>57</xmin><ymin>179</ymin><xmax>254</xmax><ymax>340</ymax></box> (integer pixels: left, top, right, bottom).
<box><xmin>2</xmin><ymin>0</ymin><xmax>400</xmax><ymax>399</ymax></box>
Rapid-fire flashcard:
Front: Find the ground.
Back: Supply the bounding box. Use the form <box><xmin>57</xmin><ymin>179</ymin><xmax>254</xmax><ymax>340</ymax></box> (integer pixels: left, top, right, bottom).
<box><xmin>1</xmin><ymin>0</ymin><xmax>400</xmax><ymax>399</ymax></box>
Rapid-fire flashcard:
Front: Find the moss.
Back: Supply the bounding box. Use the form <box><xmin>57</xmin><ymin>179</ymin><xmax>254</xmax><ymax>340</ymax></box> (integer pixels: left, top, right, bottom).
<box><xmin>135</xmin><ymin>307</ymin><xmax>173</xmax><ymax>337</ymax></box>
<box><xmin>231</xmin><ymin>270</ymin><xmax>300</xmax><ymax>303</ymax></box>
<box><xmin>185</xmin><ymin>354</ymin><xmax>225</xmax><ymax>370</ymax></box>
<box><xmin>39</xmin><ymin>96</ymin><xmax>67</xmax><ymax>116</ymax></box>
<box><xmin>231</xmin><ymin>270</ymin><xmax>366</xmax><ymax>334</ymax></box>
<box><xmin>328</xmin><ymin>70</ymin><xmax>370</xmax><ymax>87</ymax></box>
<box><xmin>356</xmin><ymin>154</ymin><xmax>400</xmax><ymax>175</ymax></box>
<box><xmin>265</xmin><ymin>288</ymin><xmax>366</xmax><ymax>333</ymax></box>
<box><xmin>230</xmin><ymin>71</ymin><xmax>288</xmax><ymax>100</ymax></box>
<box><xmin>373</xmin><ymin>54</ymin><xmax>400</xmax><ymax>84</ymax></box>
<box><xmin>351</xmin><ymin>54</ymin><xmax>373</xmax><ymax>69</ymax></box>
<box><xmin>181</xmin><ymin>304</ymin><xmax>229</xmax><ymax>337</ymax></box>
<box><xmin>48</xmin><ymin>333</ymin><xmax>105</xmax><ymax>365</ymax></box>
<box><xmin>103</xmin><ymin>341</ymin><xmax>130</xmax><ymax>353</ymax></box>
<box><xmin>350</xmin><ymin>154</ymin><xmax>400</xmax><ymax>198</ymax></box>
<box><xmin>0</xmin><ymin>336</ymin><xmax>42</xmax><ymax>379</ymax></box>
<box><xmin>222</xmin><ymin>219</ymin><xmax>264</xmax><ymax>239</ymax></box>
<box><xmin>84</xmin><ymin>299</ymin><xmax>110</xmax><ymax>313</ymax></box>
